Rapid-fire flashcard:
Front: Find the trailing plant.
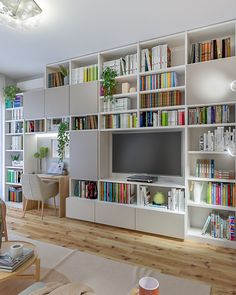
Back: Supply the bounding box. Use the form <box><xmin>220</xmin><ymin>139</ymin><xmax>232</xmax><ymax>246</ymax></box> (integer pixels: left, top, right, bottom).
<box><xmin>11</xmin><ymin>154</ymin><xmax>20</xmax><ymax>161</ymax></box>
<box><xmin>101</xmin><ymin>67</ymin><xmax>118</xmax><ymax>102</ymax></box>
<box><xmin>57</xmin><ymin>122</ymin><xmax>70</xmax><ymax>163</ymax></box>
<box><xmin>3</xmin><ymin>85</ymin><xmax>22</xmax><ymax>102</ymax></box>
<box><xmin>59</xmin><ymin>65</ymin><xmax>69</xmax><ymax>77</ymax></box>
<box><xmin>34</xmin><ymin>147</ymin><xmax>49</xmax><ymax>172</ymax></box>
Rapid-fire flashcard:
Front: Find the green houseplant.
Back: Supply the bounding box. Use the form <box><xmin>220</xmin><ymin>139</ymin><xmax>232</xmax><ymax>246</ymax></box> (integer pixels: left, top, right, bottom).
<box><xmin>101</xmin><ymin>67</ymin><xmax>118</xmax><ymax>102</ymax></box>
<box><xmin>3</xmin><ymin>85</ymin><xmax>22</xmax><ymax>102</ymax></box>
<box><xmin>57</xmin><ymin>122</ymin><xmax>69</xmax><ymax>163</ymax></box>
<box><xmin>34</xmin><ymin>147</ymin><xmax>49</xmax><ymax>173</ymax></box>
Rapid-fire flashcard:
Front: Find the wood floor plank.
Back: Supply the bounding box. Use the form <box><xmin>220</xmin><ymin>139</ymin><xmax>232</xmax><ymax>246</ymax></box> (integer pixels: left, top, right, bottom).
<box><xmin>6</xmin><ymin>208</ymin><xmax>236</xmax><ymax>295</ymax></box>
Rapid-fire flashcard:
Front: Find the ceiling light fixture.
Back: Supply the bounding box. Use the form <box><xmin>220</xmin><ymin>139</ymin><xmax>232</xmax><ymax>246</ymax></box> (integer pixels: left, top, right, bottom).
<box><xmin>0</xmin><ymin>0</ymin><xmax>42</xmax><ymax>30</ymax></box>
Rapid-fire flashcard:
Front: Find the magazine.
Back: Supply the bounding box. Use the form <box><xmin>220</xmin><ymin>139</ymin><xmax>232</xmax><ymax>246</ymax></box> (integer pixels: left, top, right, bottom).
<box><xmin>0</xmin><ymin>248</ymin><xmax>34</xmax><ymax>272</ymax></box>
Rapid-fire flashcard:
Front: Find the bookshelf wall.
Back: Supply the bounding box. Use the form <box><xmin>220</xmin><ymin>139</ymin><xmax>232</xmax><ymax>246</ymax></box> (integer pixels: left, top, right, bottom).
<box><xmin>15</xmin><ymin>19</ymin><xmax>236</xmax><ymax>246</ymax></box>
<box><xmin>4</xmin><ymin>95</ymin><xmax>24</xmax><ymax>208</ymax></box>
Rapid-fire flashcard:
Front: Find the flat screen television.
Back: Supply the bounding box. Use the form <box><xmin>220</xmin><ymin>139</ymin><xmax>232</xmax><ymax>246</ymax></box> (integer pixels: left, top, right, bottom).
<box><xmin>112</xmin><ymin>132</ymin><xmax>182</xmax><ymax>176</ymax></box>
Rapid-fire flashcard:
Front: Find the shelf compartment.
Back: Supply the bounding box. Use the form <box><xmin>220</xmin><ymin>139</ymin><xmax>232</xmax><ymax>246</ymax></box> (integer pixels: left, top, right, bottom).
<box><xmin>25</xmin><ymin>119</ymin><xmax>45</xmax><ymax>133</ymax></box>
<box><xmin>71</xmin><ymin>115</ymin><xmax>98</xmax><ymax>131</ymax></box>
<box><xmin>101</xmin><ymin>112</ymin><xmax>137</xmax><ymax>130</ymax></box>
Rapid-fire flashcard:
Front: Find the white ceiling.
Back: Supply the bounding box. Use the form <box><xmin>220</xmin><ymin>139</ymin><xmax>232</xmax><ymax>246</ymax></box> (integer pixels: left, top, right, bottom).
<box><xmin>0</xmin><ymin>0</ymin><xmax>235</xmax><ymax>80</ymax></box>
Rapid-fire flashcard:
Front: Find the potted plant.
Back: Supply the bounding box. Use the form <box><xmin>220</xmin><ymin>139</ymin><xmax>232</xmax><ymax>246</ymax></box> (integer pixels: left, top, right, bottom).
<box><xmin>59</xmin><ymin>65</ymin><xmax>69</xmax><ymax>86</ymax></box>
<box><xmin>11</xmin><ymin>154</ymin><xmax>22</xmax><ymax>167</ymax></box>
<box><xmin>57</xmin><ymin>122</ymin><xmax>69</xmax><ymax>173</ymax></box>
<box><xmin>3</xmin><ymin>85</ymin><xmax>22</xmax><ymax>108</ymax></box>
<box><xmin>101</xmin><ymin>67</ymin><xmax>118</xmax><ymax>105</ymax></box>
<box><xmin>34</xmin><ymin>147</ymin><xmax>49</xmax><ymax>173</ymax></box>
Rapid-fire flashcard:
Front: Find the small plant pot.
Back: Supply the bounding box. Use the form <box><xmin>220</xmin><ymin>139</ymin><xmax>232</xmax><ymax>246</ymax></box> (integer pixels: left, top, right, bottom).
<box><xmin>12</xmin><ymin>160</ymin><xmax>23</xmax><ymax>167</ymax></box>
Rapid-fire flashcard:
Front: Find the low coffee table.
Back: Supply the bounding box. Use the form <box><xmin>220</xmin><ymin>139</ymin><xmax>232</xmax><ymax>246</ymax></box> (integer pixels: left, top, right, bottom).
<box><xmin>0</xmin><ymin>241</ymin><xmax>40</xmax><ymax>282</ymax></box>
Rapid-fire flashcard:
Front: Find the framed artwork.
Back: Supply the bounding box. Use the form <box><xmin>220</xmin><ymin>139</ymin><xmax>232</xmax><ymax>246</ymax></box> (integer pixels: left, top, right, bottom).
<box><xmin>51</xmin><ymin>139</ymin><xmax>69</xmax><ymax>159</ymax></box>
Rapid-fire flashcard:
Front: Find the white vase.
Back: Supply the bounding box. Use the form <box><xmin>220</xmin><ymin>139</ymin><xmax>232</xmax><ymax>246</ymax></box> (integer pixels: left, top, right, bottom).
<box><xmin>193</xmin><ymin>182</ymin><xmax>203</xmax><ymax>204</ymax></box>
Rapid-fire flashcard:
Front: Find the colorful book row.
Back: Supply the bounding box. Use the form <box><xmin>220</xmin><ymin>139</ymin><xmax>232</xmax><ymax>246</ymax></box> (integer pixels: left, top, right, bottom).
<box><xmin>140</xmin><ymin>110</ymin><xmax>185</xmax><ymax>127</ymax></box>
<box><xmin>191</xmin><ymin>37</ymin><xmax>231</xmax><ymax>63</ymax></box>
<box><xmin>140</xmin><ymin>72</ymin><xmax>178</xmax><ymax>91</ymax></box>
<box><xmin>199</xmin><ymin>127</ymin><xmax>235</xmax><ymax>152</ymax></box>
<box><xmin>196</xmin><ymin>159</ymin><xmax>234</xmax><ymax>180</ymax></box>
<box><xmin>202</xmin><ymin>212</ymin><xmax>235</xmax><ymax>241</ymax></box>
<box><xmin>140</xmin><ymin>90</ymin><xmax>182</xmax><ymax>109</ymax></box>
<box><xmin>206</xmin><ymin>182</ymin><xmax>236</xmax><ymax>207</ymax></box>
<box><xmin>74</xmin><ymin>180</ymin><xmax>98</xmax><ymax>199</ymax></box>
<box><xmin>71</xmin><ymin>64</ymin><xmax>98</xmax><ymax>85</ymax></box>
<box><xmin>7</xmin><ymin>169</ymin><xmax>22</xmax><ymax>184</ymax></box>
<box><xmin>8</xmin><ymin>186</ymin><xmax>22</xmax><ymax>203</ymax></box>
<box><xmin>72</xmin><ymin>116</ymin><xmax>98</xmax><ymax>130</ymax></box>
<box><xmin>25</xmin><ymin>120</ymin><xmax>45</xmax><ymax>133</ymax></box>
<box><xmin>102</xmin><ymin>113</ymin><xmax>137</xmax><ymax>129</ymax></box>
<box><xmin>100</xmin><ymin>182</ymin><xmax>136</xmax><ymax>204</ymax></box>
<box><xmin>188</xmin><ymin>105</ymin><xmax>230</xmax><ymax>125</ymax></box>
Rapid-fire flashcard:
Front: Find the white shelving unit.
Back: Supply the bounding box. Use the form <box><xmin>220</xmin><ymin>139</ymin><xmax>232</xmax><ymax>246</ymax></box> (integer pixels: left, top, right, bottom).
<box><xmin>4</xmin><ymin>94</ymin><xmax>24</xmax><ymax>209</ymax></box>
<box><xmin>40</xmin><ymin>19</ymin><xmax>236</xmax><ymax>247</ymax></box>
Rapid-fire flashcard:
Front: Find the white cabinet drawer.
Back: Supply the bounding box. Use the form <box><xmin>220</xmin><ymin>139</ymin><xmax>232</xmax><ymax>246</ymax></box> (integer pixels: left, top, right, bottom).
<box><xmin>66</xmin><ymin>197</ymin><xmax>95</xmax><ymax>222</ymax></box>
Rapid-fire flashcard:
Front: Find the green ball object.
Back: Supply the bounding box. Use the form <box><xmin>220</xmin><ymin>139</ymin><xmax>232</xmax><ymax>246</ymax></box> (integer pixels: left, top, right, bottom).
<box><xmin>153</xmin><ymin>192</ymin><xmax>166</xmax><ymax>205</ymax></box>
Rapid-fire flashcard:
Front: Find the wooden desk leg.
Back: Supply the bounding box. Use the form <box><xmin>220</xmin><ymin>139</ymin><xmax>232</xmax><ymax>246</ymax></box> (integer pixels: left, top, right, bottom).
<box><xmin>35</xmin><ymin>258</ymin><xmax>40</xmax><ymax>281</ymax></box>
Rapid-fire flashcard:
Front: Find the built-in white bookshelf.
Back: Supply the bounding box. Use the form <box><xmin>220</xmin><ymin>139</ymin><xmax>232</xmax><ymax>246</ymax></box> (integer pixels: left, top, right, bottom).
<box><xmin>27</xmin><ymin>19</ymin><xmax>236</xmax><ymax>247</ymax></box>
<box><xmin>4</xmin><ymin>94</ymin><xmax>24</xmax><ymax>209</ymax></box>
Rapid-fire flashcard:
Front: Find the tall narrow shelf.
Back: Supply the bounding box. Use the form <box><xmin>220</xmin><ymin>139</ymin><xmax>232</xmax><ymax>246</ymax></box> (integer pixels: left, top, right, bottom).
<box><xmin>4</xmin><ymin>94</ymin><xmax>24</xmax><ymax>209</ymax></box>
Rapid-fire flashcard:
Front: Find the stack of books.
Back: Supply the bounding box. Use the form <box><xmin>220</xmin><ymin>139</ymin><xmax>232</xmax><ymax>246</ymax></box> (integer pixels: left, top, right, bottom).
<box><xmin>102</xmin><ymin>113</ymin><xmax>137</xmax><ymax>129</ymax></box>
<box><xmin>195</xmin><ymin>159</ymin><xmax>235</xmax><ymax>179</ymax></box>
<box><xmin>202</xmin><ymin>211</ymin><xmax>235</xmax><ymax>241</ymax></box>
<box><xmin>140</xmin><ymin>109</ymin><xmax>185</xmax><ymax>127</ymax></box>
<box><xmin>72</xmin><ymin>115</ymin><xmax>98</xmax><ymax>130</ymax></box>
<box><xmin>141</xmin><ymin>45</ymin><xmax>171</xmax><ymax>72</ymax></box>
<box><xmin>188</xmin><ymin>105</ymin><xmax>230</xmax><ymax>125</ymax></box>
<box><xmin>206</xmin><ymin>182</ymin><xmax>236</xmax><ymax>207</ymax></box>
<box><xmin>74</xmin><ymin>180</ymin><xmax>97</xmax><ymax>199</ymax></box>
<box><xmin>140</xmin><ymin>90</ymin><xmax>182</xmax><ymax>109</ymax></box>
<box><xmin>103</xmin><ymin>54</ymin><xmax>138</xmax><ymax>76</ymax></box>
<box><xmin>100</xmin><ymin>182</ymin><xmax>136</xmax><ymax>204</ymax></box>
<box><xmin>140</xmin><ymin>72</ymin><xmax>178</xmax><ymax>91</ymax></box>
<box><xmin>71</xmin><ymin>64</ymin><xmax>98</xmax><ymax>84</ymax></box>
<box><xmin>7</xmin><ymin>170</ymin><xmax>22</xmax><ymax>184</ymax></box>
<box><xmin>8</xmin><ymin>186</ymin><xmax>22</xmax><ymax>202</ymax></box>
<box><xmin>0</xmin><ymin>248</ymin><xmax>34</xmax><ymax>272</ymax></box>
<box><xmin>191</xmin><ymin>37</ymin><xmax>231</xmax><ymax>63</ymax></box>
<box><xmin>48</xmin><ymin>72</ymin><xmax>64</xmax><ymax>88</ymax></box>
<box><xmin>11</xmin><ymin>136</ymin><xmax>23</xmax><ymax>150</ymax></box>
<box><xmin>199</xmin><ymin>127</ymin><xmax>235</xmax><ymax>152</ymax></box>
<box><xmin>167</xmin><ymin>188</ymin><xmax>185</xmax><ymax>212</ymax></box>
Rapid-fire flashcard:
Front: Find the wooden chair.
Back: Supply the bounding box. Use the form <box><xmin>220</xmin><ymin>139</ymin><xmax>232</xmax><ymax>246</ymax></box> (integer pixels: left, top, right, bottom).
<box><xmin>22</xmin><ymin>174</ymin><xmax>59</xmax><ymax>220</ymax></box>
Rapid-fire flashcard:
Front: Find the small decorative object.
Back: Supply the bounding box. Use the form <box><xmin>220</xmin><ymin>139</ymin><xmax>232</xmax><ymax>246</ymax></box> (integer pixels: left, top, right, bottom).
<box><xmin>153</xmin><ymin>192</ymin><xmax>166</xmax><ymax>205</ymax></box>
<box><xmin>101</xmin><ymin>67</ymin><xmax>118</xmax><ymax>102</ymax></box>
<box><xmin>129</xmin><ymin>87</ymin><xmax>136</xmax><ymax>93</ymax></box>
<box><xmin>192</xmin><ymin>181</ymin><xmax>204</xmax><ymax>204</ymax></box>
<box><xmin>11</xmin><ymin>154</ymin><xmax>21</xmax><ymax>167</ymax></box>
<box><xmin>57</xmin><ymin>122</ymin><xmax>70</xmax><ymax>164</ymax></box>
<box><xmin>10</xmin><ymin>243</ymin><xmax>23</xmax><ymax>259</ymax></box>
<box><xmin>140</xmin><ymin>186</ymin><xmax>151</xmax><ymax>205</ymax></box>
<box><xmin>139</xmin><ymin>277</ymin><xmax>159</xmax><ymax>295</ymax></box>
<box><xmin>59</xmin><ymin>65</ymin><xmax>69</xmax><ymax>85</ymax></box>
<box><xmin>34</xmin><ymin>147</ymin><xmax>49</xmax><ymax>173</ymax></box>
<box><xmin>3</xmin><ymin>85</ymin><xmax>22</xmax><ymax>106</ymax></box>
<box><xmin>122</xmin><ymin>82</ymin><xmax>130</xmax><ymax>93</ymax></box>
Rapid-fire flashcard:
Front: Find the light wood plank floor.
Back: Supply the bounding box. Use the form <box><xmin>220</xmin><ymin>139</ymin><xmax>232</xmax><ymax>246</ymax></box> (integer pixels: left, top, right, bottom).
<box><xmin>6</xmin><ymin>207</ymin><xmax>236</xmax><ymax>295</ymax></box>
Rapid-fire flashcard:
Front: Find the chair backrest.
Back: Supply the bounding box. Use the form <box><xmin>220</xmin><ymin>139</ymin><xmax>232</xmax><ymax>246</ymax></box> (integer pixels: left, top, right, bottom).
<box><xmin>22</xmin><ymin>174</ymin><xmax>44</xmax><ymax>201</ymax></box>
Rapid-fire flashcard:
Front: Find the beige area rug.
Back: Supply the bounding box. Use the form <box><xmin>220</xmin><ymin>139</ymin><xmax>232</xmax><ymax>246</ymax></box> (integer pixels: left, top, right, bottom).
<box><xmin>0</xmin><ymin>233</ymin><xmax>211</xmax><ymax>295</ymax></box>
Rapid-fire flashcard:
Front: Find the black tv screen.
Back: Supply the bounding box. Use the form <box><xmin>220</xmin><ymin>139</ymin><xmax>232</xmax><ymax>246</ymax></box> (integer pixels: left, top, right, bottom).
<box><xmin>112</xmin><ymin>132</ymin><xmax>182</xmax><ymax>176</ymax></box>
